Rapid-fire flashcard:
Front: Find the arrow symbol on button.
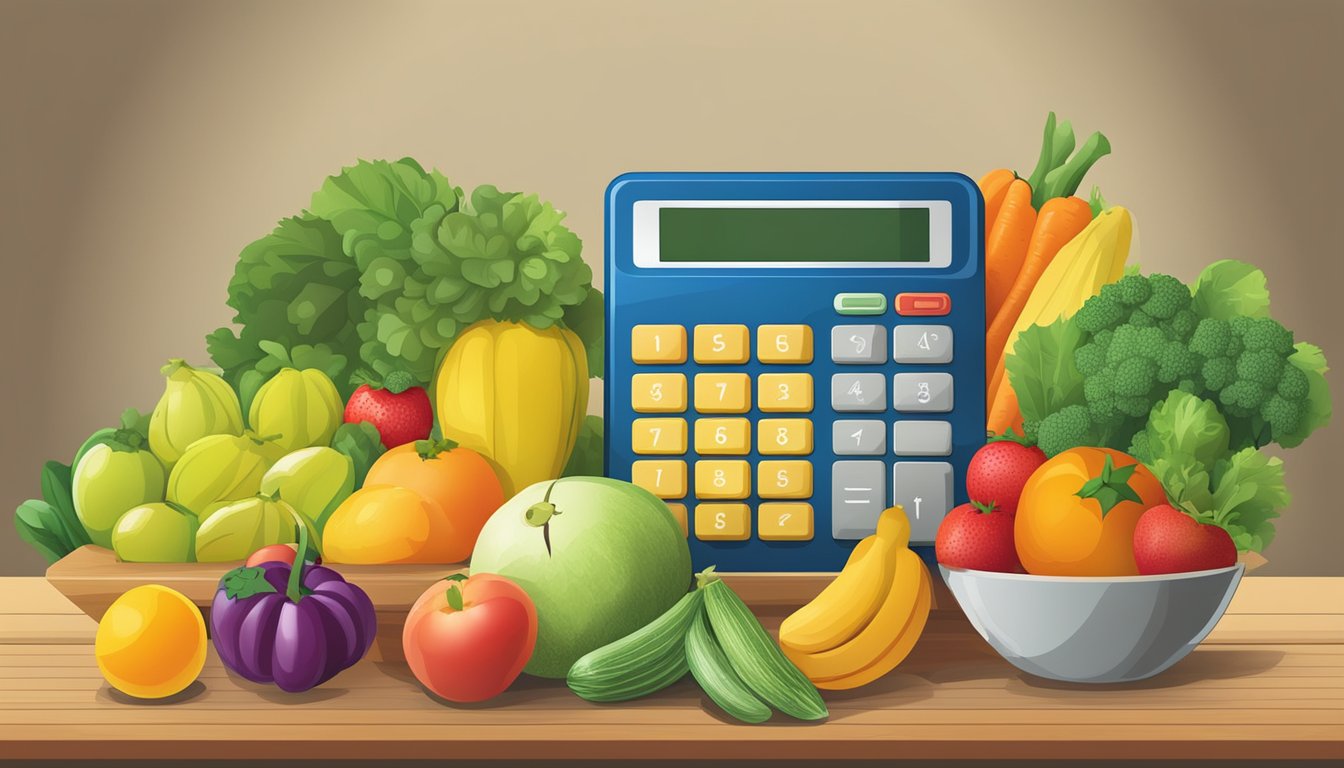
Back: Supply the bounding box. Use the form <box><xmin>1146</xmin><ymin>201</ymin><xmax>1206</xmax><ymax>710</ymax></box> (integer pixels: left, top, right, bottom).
<box><xmin>912</xmin><ymin>496</ymin><xmax>923</xmax><ymax>519</ymax></box>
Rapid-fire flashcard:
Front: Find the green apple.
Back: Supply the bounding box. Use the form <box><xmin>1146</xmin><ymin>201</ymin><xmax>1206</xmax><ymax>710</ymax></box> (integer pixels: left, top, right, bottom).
<box><xmin>111</xmin><ymin>503</ymin><xmax>198</xmax><ymax>563</ymax></box>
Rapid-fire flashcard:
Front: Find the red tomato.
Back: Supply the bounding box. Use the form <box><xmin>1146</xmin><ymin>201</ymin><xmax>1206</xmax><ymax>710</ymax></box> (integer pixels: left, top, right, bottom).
<box><xmin>244</xmin><ymin>543</ymin><xmax>298</xmax><ymax>568</ymax></box>
<box><xmin>402</xmin><ymin>574</ymin><xmax>537</xmax><ymax>703</ymax></box>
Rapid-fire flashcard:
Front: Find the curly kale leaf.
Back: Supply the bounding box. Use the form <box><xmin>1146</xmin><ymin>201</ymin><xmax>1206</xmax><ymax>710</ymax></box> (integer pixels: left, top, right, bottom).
<box><xmin>207</xmin><ymin>216</ymin><xmax>363</xmax><ymax>399</ymax></box>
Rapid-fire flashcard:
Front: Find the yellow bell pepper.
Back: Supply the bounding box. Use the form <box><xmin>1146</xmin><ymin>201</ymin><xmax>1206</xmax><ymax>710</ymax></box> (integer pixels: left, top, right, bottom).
<box><xmin>434</xmin><ymin>320</ymin><xmax>588</xmax><ymax>496</ymax></box>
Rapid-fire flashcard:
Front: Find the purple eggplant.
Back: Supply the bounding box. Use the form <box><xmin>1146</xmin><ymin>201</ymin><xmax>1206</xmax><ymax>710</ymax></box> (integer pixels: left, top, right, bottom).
<box><xmin>210</xmin><ymin>521</ymin><xmax>375</xmax><ymax>692</ymax></box>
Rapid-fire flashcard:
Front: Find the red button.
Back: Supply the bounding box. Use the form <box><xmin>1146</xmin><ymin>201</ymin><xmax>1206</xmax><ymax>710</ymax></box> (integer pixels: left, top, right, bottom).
<box><xmin>895</xmin><ymin>292</ymin><xmax>951</xmax><ymax>316</ymax></box>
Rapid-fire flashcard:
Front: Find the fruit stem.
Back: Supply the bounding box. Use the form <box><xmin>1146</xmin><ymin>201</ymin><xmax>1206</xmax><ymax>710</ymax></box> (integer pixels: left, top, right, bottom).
<box><xmin>160</xmin><ymin>358</ymin><xmax>192</xmax><ymax>378</ymax></box>
<box><xmin>970</xmin><ymin>500</ymin><xmax>998</xmax><ymax>515</ymax></box>
<box><xmin>285</xmin><ymin>519</ymin><xmax>311</xmax><ymax>603</ymax></box>
<box><xmin>104</xmin><ymin>428</ymin><xmax>148</xmax><ymax>453</ymax></box>
<box><xmin>694</xmin><ymin>566</ymin><xmax>721</xmax><ymax>589</ymax></box>
<box><xmin>383</xmin><ymin>371</ymin><xmax>417</xmax><ymax>395</ymax></box>
<box><xmin>415</xmin><ymin>438</ymin><xmax>460</xmax><ymax>461</ymax></box>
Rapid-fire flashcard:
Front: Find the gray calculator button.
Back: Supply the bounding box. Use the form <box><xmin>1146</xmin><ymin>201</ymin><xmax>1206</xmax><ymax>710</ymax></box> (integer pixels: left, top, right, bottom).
<box><xmin>833</xmin><ymin>420</ymin><xmax>887</xmax><ymax>455</ymax></box>
<box><xmin>831</xmin><ymin>373</ymin><xmax>886</xmax><ymax>412</ymax></box>
<box><xmin>831</xmin><ymin>325</ymin><xmax>887</xmax><ymax>364</ymax></box>
<box><xmin>893</xmin><ymin>421</ymin><xmax>953</xmax><ymax>456</ymax></box>
<box><xmin>832</xmin><ymin>460</ymin><xmax>886</xmax><ymax>540</ymax></box>
<box><xmin>893</xmin><ymin>461</ymin><xmax>953</xmax><ymax>543</ymax></box>
<box><xmin>892</xmin><ymin>373</ymin><xmax>953</xmax><ymax>412</ymax></box>
<box><xmin>893</xmin><ymin>325</ymin><xmax>953</xmax><ymax>364</ymax></box>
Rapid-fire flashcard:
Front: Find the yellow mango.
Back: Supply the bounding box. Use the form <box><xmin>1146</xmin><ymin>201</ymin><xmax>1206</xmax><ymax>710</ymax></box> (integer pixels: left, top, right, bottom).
<box><xmin>434</xmin><ymin>320</ymin><xmax>588</xmax><ymax>496</ymax></box>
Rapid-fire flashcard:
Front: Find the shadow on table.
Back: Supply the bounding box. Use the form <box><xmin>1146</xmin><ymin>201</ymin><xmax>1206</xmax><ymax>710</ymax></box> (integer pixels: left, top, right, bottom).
<box><xmin>1012</xmin><ymin>648</ymin><xmax>1287</xmax><ymax>693</ymax></box>
<box><xmin>99</xmin><ymin>680</ymin><xmax>206</xmax><ymax>706</ymax></box>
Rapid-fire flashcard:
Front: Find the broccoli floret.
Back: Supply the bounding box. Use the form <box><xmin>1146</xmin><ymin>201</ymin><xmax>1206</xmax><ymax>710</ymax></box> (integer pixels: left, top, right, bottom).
<box><xmin>1261</xmin><ymin>395</ymin><xmax>1302</xmax><ymax>435</ymax></box>
<box><xmin>1277</xmin><ymin>363</ymin><xmax>1309</xmax><ymax>400</ymax></box>
<box><xmin>1240</xmin><ymin>316</ymin><xmax>1294</xmax><ymax>355</ymax></box>
<box><xmin>1190</xmin><ymin>318</ymin><xmax>1232</xmax><ymax>358</ymax></box>
<box><xmin>1128</xmin><ymin>309</ymin><xmax>1157</xmax><ymax>328</ymax></box>
<box><xmin>1114</xmin><ymin>275</ymin><xmax>1152</xmax><ymax>306</ymax></box>
<box><xmin>1074</xmin><ymin>342</ymin><xmax>1106</xmax><ymax>376</ymax></box>
<box><xmin>1220</xmin><ymin>380</ymin><xmax>1266</xmax><ymax>415</ymax></box>
<box><xmin>1202</xmin><ymin>357</ymin><xmax>1237</xmax><ymax>390</ymax></box>
<box><xmin>1171</xmin><ymin>308</ymin><xmax>1198</xmax><ymax>338</ymax></box>
<box><xmin>1157</xmin><ymin>341</ymin><xmax>1199</xmax><ymax>383</ymax></box>
<box><xmin>1236</xmin><ymin>349</ymin><xmax>1285</xmax><ymax>389</ymax></box>
<box><xmin>1035</xmin><ymin>405</ymin><xmax>1096</xmax><ymax>457</ymax></box>
<box><xmin>1140</xmin><ymin>273</ymin><xmax>1191</xmax><ymax>320</ymax></box>
<box><xmin>1073</xmin><ymin>291</ymin><xmax>1125</xmax><ymax>333</ymax></box>
<box><xmin>1114</xmin><ymin>356</ymin><xmax>1158</xmax><ymax>397</ymax></box>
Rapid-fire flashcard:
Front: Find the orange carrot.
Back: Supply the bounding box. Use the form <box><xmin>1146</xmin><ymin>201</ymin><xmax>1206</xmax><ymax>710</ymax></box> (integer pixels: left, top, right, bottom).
<box><xmin>986</xmin><ymin>364</ymin><xmax>1024</xmax><ymax>436</ymax></box>
<box><xmin>985</xmin><ymin>195</ymin><xmax>1093</xmax><ymax>379</ymax></box>
<box><xmin>979</xmin><ymin>169</ymin><xmax>1015</xmax><ymax>243</ymax></box>
<box><xmin>983</xmin><ymin>178</ymin><xmax>1036</xmax><ymax>348</ymax></box>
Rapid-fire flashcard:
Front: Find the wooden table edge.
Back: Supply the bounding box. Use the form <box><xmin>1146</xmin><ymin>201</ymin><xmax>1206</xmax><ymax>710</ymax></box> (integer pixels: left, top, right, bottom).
<box><xmin>3</xmin><ymin>738</ymin><xmax>1342</xmax><ymax>762</ymax></box>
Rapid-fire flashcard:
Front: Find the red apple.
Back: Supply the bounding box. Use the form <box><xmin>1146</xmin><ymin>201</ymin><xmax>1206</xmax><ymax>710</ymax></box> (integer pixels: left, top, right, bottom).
<box><xmin>1133</xmin><ymin>504</ymin><xmax>1238</xmax><ymax>575</ymax></box>
<box><xmin>244</xmin><ymin>543</ymin><xmax>298</xmax><ymax>567</ymax></box>
<box><xmin>402</xmin><ymin>573</ymin><xmax>537</xmax><ymax>703</ymax></box>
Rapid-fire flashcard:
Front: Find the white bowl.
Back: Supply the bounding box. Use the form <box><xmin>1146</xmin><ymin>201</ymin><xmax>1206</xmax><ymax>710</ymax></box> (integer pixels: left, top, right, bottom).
<box><xmin>939</xmin><ymin>564</ymin><xmax>1245</xmax><ymax>683</ymax></box>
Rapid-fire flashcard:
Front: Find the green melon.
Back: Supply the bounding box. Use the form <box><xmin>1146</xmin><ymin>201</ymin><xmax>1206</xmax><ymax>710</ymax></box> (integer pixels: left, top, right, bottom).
<box><xmin>469</xmin><ymin>476</ymin><xmax>692</xmax><ymax>678</ymax></box>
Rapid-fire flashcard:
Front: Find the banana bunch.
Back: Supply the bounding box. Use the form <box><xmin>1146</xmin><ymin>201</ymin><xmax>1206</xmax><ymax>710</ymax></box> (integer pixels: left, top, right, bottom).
<box><xmin>780</xmin><ymin>505</ymin><xmax>932</xmax><ymax>690</ymax></box>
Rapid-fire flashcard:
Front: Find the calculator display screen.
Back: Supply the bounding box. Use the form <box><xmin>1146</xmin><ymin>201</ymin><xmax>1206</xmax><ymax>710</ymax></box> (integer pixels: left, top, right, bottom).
<box><xmin>659</xmin><ymin>207</ymin><xmax>930</xmax><ymax>263</ymax></box>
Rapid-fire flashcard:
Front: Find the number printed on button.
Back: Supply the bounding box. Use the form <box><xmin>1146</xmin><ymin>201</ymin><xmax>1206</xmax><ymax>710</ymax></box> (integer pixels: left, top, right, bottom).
<box><xmin>758</xmin><ymin>419</ymin><xmax>813</xmax><ymax>455</ymax></box>
<box><xmin>632</xmin><ymin>373</ymin><xmax>687</xmax><ymax>413</ymax></box>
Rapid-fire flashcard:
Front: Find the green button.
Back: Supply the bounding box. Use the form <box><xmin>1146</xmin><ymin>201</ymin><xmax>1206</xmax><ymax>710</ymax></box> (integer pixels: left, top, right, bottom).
<box><xmin>834</xmin><ymin>293</ymin><xmax>887</xmax><ymax>315</ymax></box>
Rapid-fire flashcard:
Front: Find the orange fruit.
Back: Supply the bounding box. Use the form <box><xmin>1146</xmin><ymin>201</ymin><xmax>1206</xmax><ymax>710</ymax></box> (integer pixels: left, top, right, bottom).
<box><xmin>94</xmin><ymin>585</ymin><xmax>207</xmax><ymax>699</ymax></box>
<box><xmin>1014</xmin><ymin>448</ymin><xmax>1166</xmax><ymax>576</ymax></box>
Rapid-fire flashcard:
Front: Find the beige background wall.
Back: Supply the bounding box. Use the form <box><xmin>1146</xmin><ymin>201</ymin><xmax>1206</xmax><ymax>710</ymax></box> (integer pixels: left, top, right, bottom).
<box><xmin>1</xmin><ymin>0</ymin><xmax>1340</xmax><ymax>576</ymax></box>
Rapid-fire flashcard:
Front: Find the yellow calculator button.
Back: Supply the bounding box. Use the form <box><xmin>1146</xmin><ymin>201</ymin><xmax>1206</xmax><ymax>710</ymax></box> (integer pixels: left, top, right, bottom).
<box><xmin>758</xmin><ymin>419</ymin><xmax>814</xmax><ymax>455</ymax></box>
<box><xmin>695</xmin><ymin>460</ymin><xmax>751</xmax><ymax>499</ymax></box>
<box><xmin>758</xmin><ymin>373</ymin><xmax>814</xmax><ymax>412</ymax></box>
<box><xmin>631</xmin><ymin>325</ymin><xmax>687</xmax><ymax>364</ymax></box>
<box><xmin>759</xmin><ymin>503</ymin><xmax>814</xmax><ymax>541</ymax></box>
<box><xmin>665</xmin><ymin>503</ymin><xmax>689</xmax><ymax>538</ymax></box>
<box><xmin>694</xmin><ymin>418</ymin><xmax>751</xmax><ymax>455</ymax></box>
<box><xmin>694</xmin><ymin>373</ymin><xmax>751</xmax><ymax>413</ymax></box>
<box><xmin>695</xmin><ymin>504</ymin><xmax>751</xmax><ymax>541</ymax></box>
<box><xmin>693</xmin><ymin>324</ymin><xmax>750</xmax><ymax>364</ymax></box>
<box><xmin>758</xmin><ymin>460</ymin><xmax>813</xmax><ymax>499</ymax></box>
<box><xmin>632</xmin><ymin>418</ymin><xmax>688</xmax><ymax>455</ymax></box>
<box><xmin>631</xmin><ymin>373</ymin><xmax>687</xmax><ymax>413</ymax></box>
<box><xmin>631</xmin><ymin>460</ymin><xmax>687</xmax><ymax>499</ymax></box>
<box><xmin>757</xmin><ymin>325</ymin><xmax>814</xmax><ymax>364</ymax></box>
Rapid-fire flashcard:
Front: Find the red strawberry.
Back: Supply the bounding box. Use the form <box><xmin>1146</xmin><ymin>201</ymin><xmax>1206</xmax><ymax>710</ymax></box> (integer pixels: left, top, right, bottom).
<box><xmin>343</xmin><ymin>371</ymin><xmax>434</xmax><ymax>449</ymax></box>
<box><xmin>1133</xmin><ymin>504</ymin><xmax>1238</xmax><ymax>575</ymax></box>
<box><xmin>935</xmin><ymin>501</ymin><xmax>1024</xmax><ymax>573</ymax></box>
<box><xmin>965</xmin><ymin>432</ymin><xmax>1047</xmax><ymax>515</ymax></box>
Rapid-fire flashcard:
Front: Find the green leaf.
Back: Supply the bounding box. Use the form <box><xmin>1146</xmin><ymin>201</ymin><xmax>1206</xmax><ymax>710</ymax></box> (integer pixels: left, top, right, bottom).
<box><xmin>15</xmin><ymin>500</ymin><xmax>73</xmax><ymax>563</ymax></box>
<box><xmin>221</xmin><ymin>566</ymin><xmax>278</xmax><ymax>600</ymax></box>
<box><xmin>209</xmin><ymin>216</ymin><xmax>363</xmax><ymax>400</ymax></box>
<box><xmin>330</xmin><ymin>421</ymin><xmax>386</xmax><ymax>487</ymax></box>
<box><xmin>562</xmin><ymin>416</ymin><xmax>605</xmax><ymax>477</ymax></box>
<box><xmin>1279</xmin><ymin>342</ymin><xmax>1331</xmax><ymax>449</ymax></box>
<box><xmin>1075</xmin><ymin>454</ymin><xmax>1143</xmax><ymax>517</ymax></box>
<box><xmin>562</xmin><ymin>290</ymin><xmax>605</xmax><ymax>380</ymax></box>
<box><xmin>1208</xmin><ymin>447</ymin><xmax>1290</xmax><ymax>552</ymax></box>
<box><xmin>445</xmin><ymin>583</ymin><xmax>464</xmax><ymax>611</ymax></box>
<box><xmin>1191</xmin><ymin>260</ymin><xmax>1271</xmax><ymax>321</ymax></box>
<box><xmin>1135</xmin><ymin>391</ymin><xmax>1230</xmax><ymax>471</ymax></box>
<box><xmin>1006</xmin><ymin>318</ymin><xmax>1087</xmax><ymax>424</ymax></box>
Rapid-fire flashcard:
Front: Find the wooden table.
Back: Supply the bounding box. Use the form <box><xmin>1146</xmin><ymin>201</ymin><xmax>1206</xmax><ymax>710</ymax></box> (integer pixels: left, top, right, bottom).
<box><xmin>2</xmin><ymin>576</ymin><xmax>1342</xmax><ymax>765</ymax></box>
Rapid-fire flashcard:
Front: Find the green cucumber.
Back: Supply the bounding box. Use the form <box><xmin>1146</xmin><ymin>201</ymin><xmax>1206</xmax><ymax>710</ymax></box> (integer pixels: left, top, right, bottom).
<box><xmin>685</xmin><ymin>607</ymin><xmax>772</xmax><ymax>724</ymax></box>
<box><xmin>566</xmin><ymin>588</ymin><xmax>702</xmax><ymax>702</ymax></box>
<box><xmin>700</xmin><ymin>570</ymin><xmax>828</xmax><ymax>721</ymax></box>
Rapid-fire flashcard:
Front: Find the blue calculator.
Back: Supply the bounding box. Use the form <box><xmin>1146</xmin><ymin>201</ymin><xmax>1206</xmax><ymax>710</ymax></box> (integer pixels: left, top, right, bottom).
<box><xmin>604</xmin><ymin>172</ymin><xmax>985</xmax><ymax>572</ymax></box>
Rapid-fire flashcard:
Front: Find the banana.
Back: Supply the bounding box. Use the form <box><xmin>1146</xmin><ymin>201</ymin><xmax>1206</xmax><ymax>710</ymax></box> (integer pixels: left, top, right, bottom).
<box><xmin>783</xmin><ymin>550</ymin><xmax>928</xmax><ymax>682</ymax></box>
<box><xmin>811</xmin><ymin>561</ymin><xmax>932</xmax><ymax>691</ymax></box>
<box><xmin>779</xmin><ymin>505</ymin><xmax>910</xmax><ymax>653</ymax></box>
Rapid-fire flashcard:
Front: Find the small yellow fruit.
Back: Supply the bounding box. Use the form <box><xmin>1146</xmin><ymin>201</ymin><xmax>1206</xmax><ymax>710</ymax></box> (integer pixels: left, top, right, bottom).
<box><xmin>94</xmin><ymin>585</ymin><xmax>207</xmax><ymax>699</ymax></box>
